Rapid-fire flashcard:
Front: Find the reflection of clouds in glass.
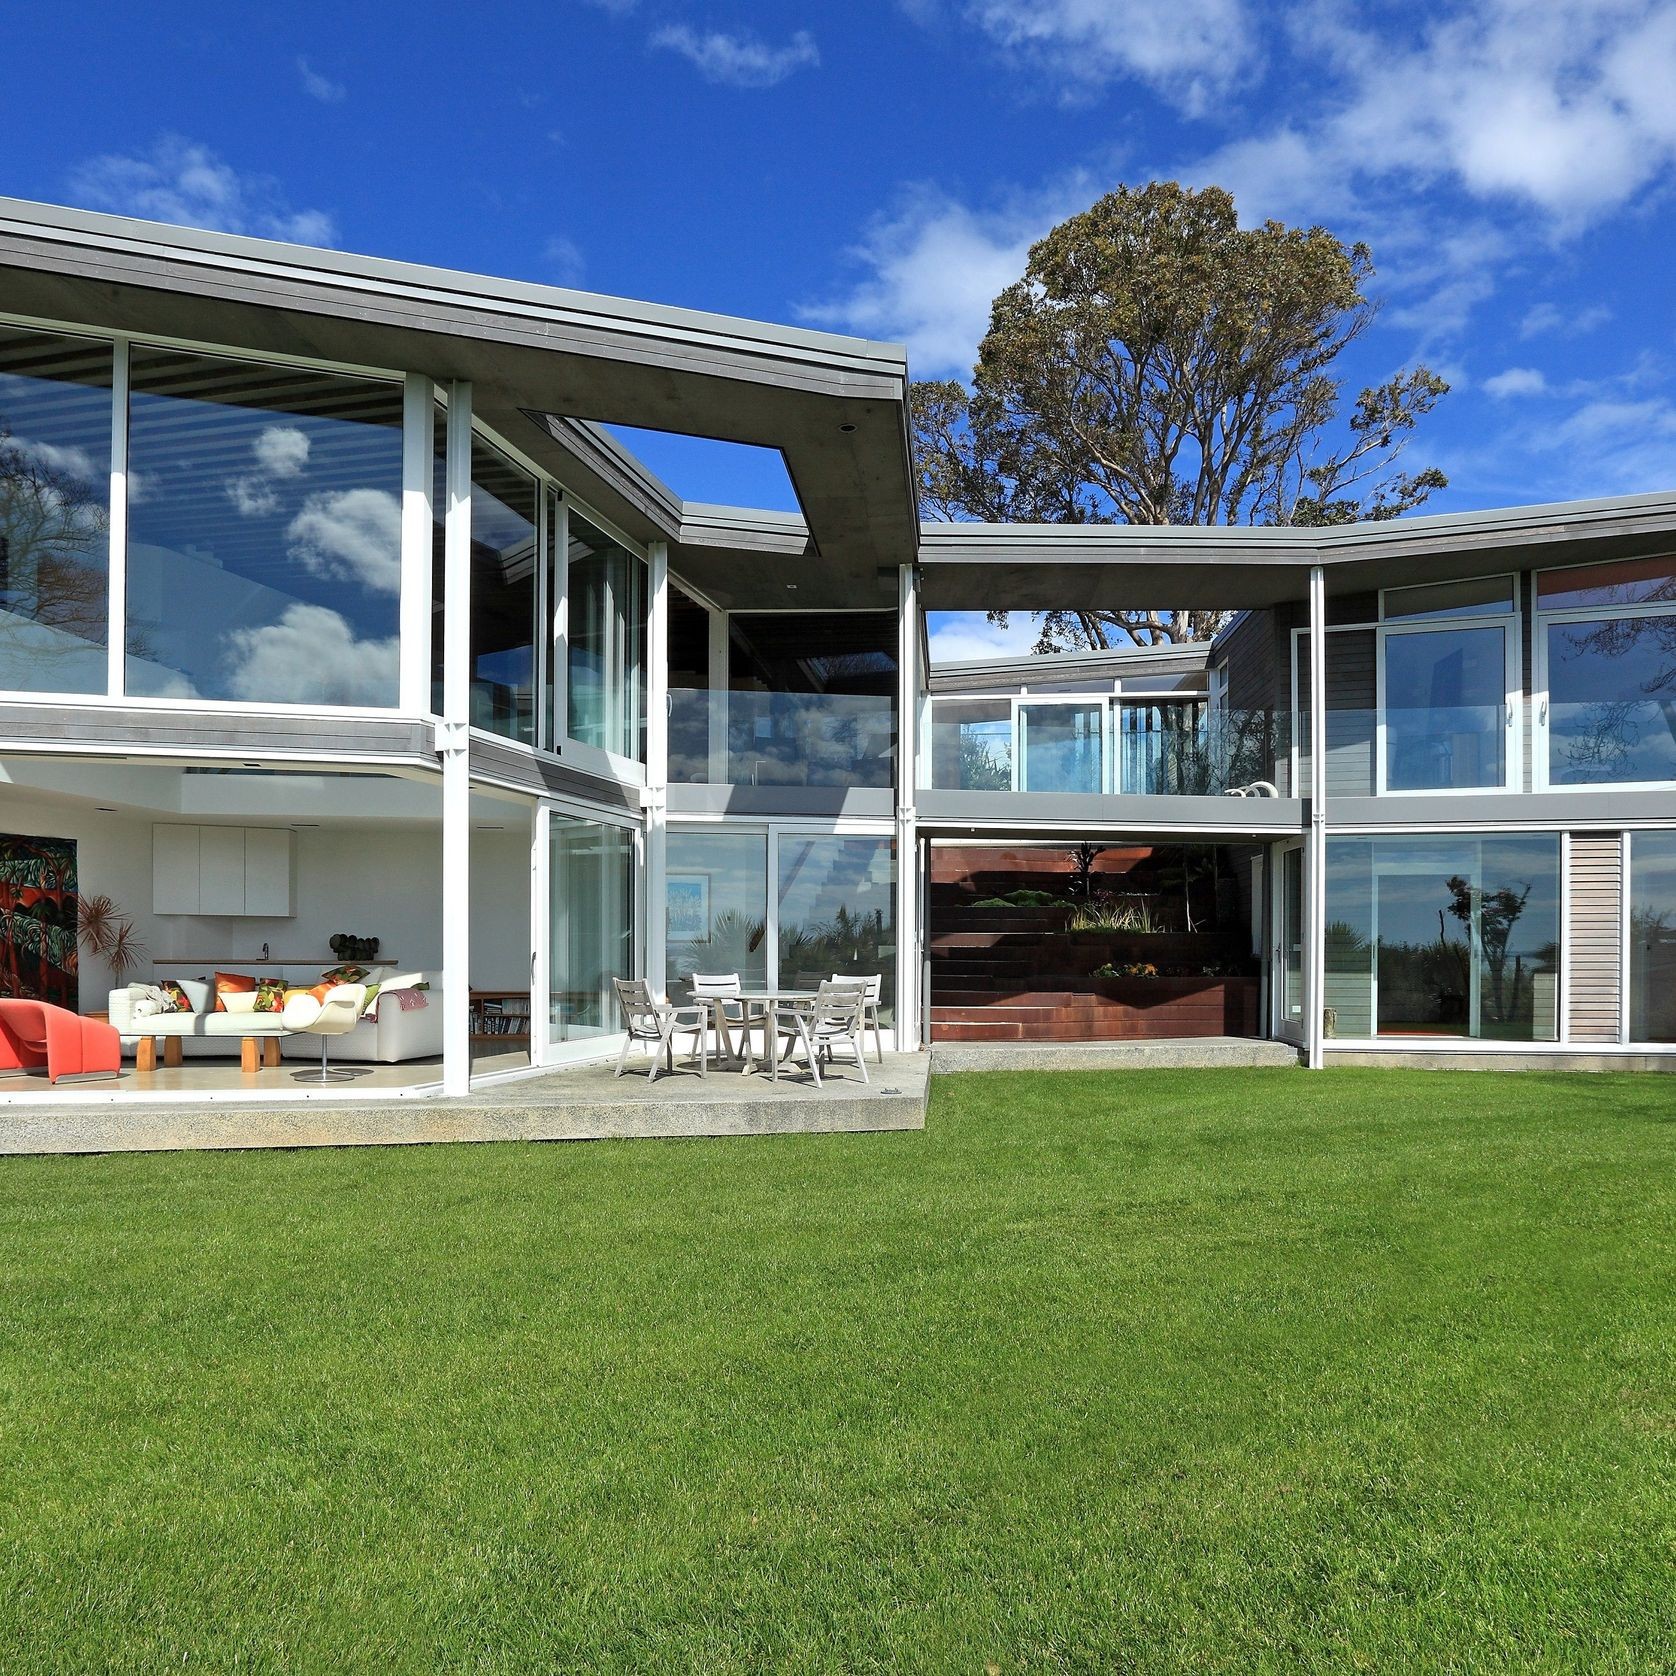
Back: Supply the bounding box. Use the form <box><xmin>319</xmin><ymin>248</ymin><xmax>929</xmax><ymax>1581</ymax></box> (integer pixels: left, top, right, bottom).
<box><xmin>253</xmin><ymin>425</ymin><xmax>310</xmax><ymax>478</ymax></box>
<box><xmin>286</xmin><ymin>488</ymin><xmax>401</xmax><ymax>595</ymax></box>
<box><xmin>221</xmin><ymin>603</ymin><xmax>398</xmax><ymax>706</ymax></box>
<box><xmin>226</xmin><ymin>475</ymin><xmax>279</xmax><ymax>517</ymax></box>
<box><xmin>7</xmin><ymin>435</ymin><xmax>102</xmax><ymax>484</ymax></box>
<box><xmin>226</xmin><ymin>426</ymin><xmax>312</xmax><ymax>518</ymax></box>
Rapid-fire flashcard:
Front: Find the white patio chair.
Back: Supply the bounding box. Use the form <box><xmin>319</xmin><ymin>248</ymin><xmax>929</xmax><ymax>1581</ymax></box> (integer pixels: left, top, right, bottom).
<box><xmin>690</xmin><ymin>972</ymin><xmax>746</xmax><ymax>1063</ymax></box>
<box><xmin>828</xmin><ymin>973</ymin><xmax>884</xmax><ymax>1063</ymax></box>
<box><xmin>768</xmin><ymin>981</ymin><xmax>869</xmax><ymax>1087</ymax></box>
<box><xmin>613</xmin><ymin>978</ymin><xmax>709</xmax><ymax>1081</ymax></box>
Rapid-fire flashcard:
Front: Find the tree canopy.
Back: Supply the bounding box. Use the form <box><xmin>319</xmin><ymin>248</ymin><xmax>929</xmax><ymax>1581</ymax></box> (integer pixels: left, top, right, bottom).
<box><xmin>914</xmin><ymin>181</ymin><xmax>1450</xmax><ymax>648</ymax></box>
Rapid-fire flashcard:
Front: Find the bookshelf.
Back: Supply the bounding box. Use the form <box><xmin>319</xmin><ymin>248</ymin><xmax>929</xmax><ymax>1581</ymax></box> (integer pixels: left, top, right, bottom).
<box><xmin>468</xmin><ymin>989</ymin><xmax>531</xmax><ymax>1044</ymax></box>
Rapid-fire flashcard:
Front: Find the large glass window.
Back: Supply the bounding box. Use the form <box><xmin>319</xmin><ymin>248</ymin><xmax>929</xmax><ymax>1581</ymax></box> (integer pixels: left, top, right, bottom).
<box><xmin>665</xmin><ymin>828</ymin><xmax>768</xmax><ymax>1000</ymax></box>
<box><xmin>125</xmin><ymin>348</ymin><xmax>404</xmax><ymax>705</ymax></box>
<box><xmin>1326</xmin><ymin>835</ymin><xmax>1559</xmax><ymax>1041</ymax></box>
<box><xmin>929</xmin><ymin>698</ymin><xmax>1012</xmax><ymax>790</ymax></box>
<box><xmin>568</xmin><ymin>513</ymin><xmax>645</xmax><ymax>762</ymax></box>
<box><xmin>1538</xmin><ymin>560</ymin><xmax>1676</xmax><ymax>788</ymax></box>
<box><xmin>726</xmin><ymin>612</ymin><xmax>896</xmax><ymax>789</ymax></box>
<box><xmin>0</xmin><ymin>327</ymin><xmax>112</xmax><ymax>695</ymax></box>
<box><xmin>1628</xmin><ymin>832</ymin><xmax>1676</xmax><ymax>1042</ymax></box>
<box><xmin>1383</xmin><ymin>625</ymin><xmax>1507</xmax><ymax>790</ymax></box>
<box><xmin>777</xmin><ymin>835</ymin><xmax>895</xmax><ymax>1021</ymax></box>
<box><xmin>549</xmin><ymin>814</ymin><xmax>636</xmax><ymax>1044</ymax></box>
<box><xmin>464</xmin><ymin>440</ymin><xmax>538</xmax><ymax>742</ymax></box>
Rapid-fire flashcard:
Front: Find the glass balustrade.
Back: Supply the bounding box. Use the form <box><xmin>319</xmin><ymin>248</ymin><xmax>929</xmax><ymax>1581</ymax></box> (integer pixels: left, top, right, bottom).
<box><xmin>924</xmin><ymin>696</ymin><xmax>1285</xmax><ymax>796</ymax></box>
<box><xmin>667</xmin><ymin>688</ymin><xmax>896</xmax><ymax>789</ymax></box>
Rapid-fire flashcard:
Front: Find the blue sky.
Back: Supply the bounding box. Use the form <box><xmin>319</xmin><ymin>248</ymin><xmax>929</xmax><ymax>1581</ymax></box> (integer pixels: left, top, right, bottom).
<box><xmin>4</xmin><ymin>0</ymin><xmax>1675</xmax><ymax>661</ymax></box>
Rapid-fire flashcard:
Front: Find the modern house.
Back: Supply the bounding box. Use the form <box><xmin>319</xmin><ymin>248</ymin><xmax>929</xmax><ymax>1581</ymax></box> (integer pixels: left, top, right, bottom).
<box><xmin>3</xmin><ymin>193</ymin><xmax>1675</xmax><ymax>1110</ymax></box>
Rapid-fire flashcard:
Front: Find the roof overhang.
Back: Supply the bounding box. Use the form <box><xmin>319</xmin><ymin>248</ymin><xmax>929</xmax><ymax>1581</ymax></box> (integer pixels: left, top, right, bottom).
<box><xmin>0</xmin><ymin>197</ymin><xmax>916</xmax><ymax>608</ymax></box>
<box><xmin>919</xmin><ymin>491</ymin><xmax>1676</xmax><ymax>610</ymax></box>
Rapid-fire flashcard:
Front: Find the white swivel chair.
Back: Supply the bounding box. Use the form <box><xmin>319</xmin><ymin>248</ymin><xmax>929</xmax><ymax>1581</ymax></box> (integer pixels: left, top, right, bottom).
<box><xmin>829</xmin><ymin>973</ymin><xmax>884</xmax><ymax>1064</ymax></box>
<box><xmin>282</xmin><ymin>983</ymin><xmax>369</xmax><ymax>1083</ymax></box>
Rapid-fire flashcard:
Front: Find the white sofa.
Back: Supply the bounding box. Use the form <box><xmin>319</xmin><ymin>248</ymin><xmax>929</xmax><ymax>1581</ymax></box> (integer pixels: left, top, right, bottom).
<box><xmin>110</xmin><ymin>968</ymin><xmax>444</xmax><ymax>1065</ymax></box>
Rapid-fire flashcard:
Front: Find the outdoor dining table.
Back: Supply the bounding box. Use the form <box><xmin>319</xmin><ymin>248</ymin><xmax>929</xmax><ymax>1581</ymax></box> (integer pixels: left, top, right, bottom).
<box><xmin>701</xmin><ymin>990</ymin><xmax>818</xmax><ymax>1074</ymax></box>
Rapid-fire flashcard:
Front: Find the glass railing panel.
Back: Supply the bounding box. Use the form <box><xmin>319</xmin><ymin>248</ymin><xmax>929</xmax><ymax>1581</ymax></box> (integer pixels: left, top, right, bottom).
<box><xmin>923</xmin><ymin>698</ymin><xmax>1287</xmax><ymax>796</ymax></box>
<box><xmin>667</xmin><ymin>688</ymin><xmax>895</xmax><ymax>789</ymax></box>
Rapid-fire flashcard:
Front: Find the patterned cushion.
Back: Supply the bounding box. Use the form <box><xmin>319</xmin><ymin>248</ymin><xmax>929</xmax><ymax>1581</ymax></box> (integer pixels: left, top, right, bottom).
<box><xmin>252</xmin><ymin>978</ymin><xmax>289</xmax><ymax>1014</ymax></box>
<box><xmin>155</xmin><ymin>980</ymin><xmax>194</xmax><ymax>1014</ymax></box>
<box><xmin>320</xmin><ymin>964</ymin><xmax>369</xmax><ymax>985</ymax></box>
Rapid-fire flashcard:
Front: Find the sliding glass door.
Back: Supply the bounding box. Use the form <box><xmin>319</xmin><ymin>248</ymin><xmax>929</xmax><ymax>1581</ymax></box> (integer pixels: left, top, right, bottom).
<box><xmin>548</xmin><ymin>812</ymin><xmax>637</xmax><ymax>1055</ymax></box>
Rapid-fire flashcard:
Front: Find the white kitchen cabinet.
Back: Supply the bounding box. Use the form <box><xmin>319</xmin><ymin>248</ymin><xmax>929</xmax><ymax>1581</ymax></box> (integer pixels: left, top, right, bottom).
<box><xmin>152</xmin><ymin>825</ymin><xmax>202</xmax><ymax>915</ymax></box>
<box><xmin>152</xmin><ymin>824</ymin><xmax>295</xmax><ymax>917</ymax></box>
<box><xmin>242</xmin><ymin>827</ymin><xmax>295</xmax><ymax>917</ymax></box>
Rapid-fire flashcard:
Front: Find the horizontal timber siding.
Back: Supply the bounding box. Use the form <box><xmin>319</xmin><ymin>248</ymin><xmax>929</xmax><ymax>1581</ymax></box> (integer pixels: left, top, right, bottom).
<box><xmin>1568</xmin><ymin>832</ymin><xmax>1622</xmax><ymax>1042</ymax></box>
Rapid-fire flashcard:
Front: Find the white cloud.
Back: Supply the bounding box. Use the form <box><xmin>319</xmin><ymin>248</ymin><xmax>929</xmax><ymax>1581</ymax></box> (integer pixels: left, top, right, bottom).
<box><xmin>543</xmin><ymin>235</ymin><xmax>586</xmax><ymax>286</ymax></box>
<box><xmin>5</xmin><ymin>437</ymin><xmax>103</xmax><ymax>485</ymax></box>
<box><xmin>954</xmin><ymin>0</ymin><xmax>1254</xmax><ymax>113</ymax></box>
<box><xmin>222</xmin><ymin>604</ymin><xmax>400</xmax><ymax>706</ymax></box>
<box><xmin>1484</xmin><ymin>366</ymin><xmax>1550</xmax><ymax>398</ymax></box>
<box><xmin>226</xmin><ymin>476</ymin><xmax>279</xmax><ymax>518</ymax></box>
<box><xmin>801</xmin><ymin>177</ymin><xmax>1093</xmax><ymax>376</ymax></box>
<box><xmin>252</xmin><ymin>425</ymin><xmax>310</xmax><ymax>479</ymax></box>
<box><xmin>649</xmin><ymin>25</ymin><xmax>820</xmax><ymax>87</ymax></box>
<box><xmin>286</xmin><ymin>488</ymin><xmax>403</xmax><ymax>595</ymax></box>
<box><xmin>67</xmin><ymin>136</ymin><xmax>336</xmax><ymax>245</ymax></box>
<box><xmin>1520</xmin><ymin>301</ymin><xmax>1614</xmax><ymax>338</ymax></box>
<box><xmin>927</xmin><ymin>610</ymin><xmax>1048</xmax><ymax>665</ymax></box>
<box><xmin>296</xmin><ymin>57</ymin><xmax>346</xmax><ymax>104</ymax></box>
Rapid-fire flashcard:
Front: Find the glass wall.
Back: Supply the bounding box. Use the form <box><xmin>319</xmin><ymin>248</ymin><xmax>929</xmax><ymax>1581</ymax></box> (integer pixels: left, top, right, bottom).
<box><xmin>665</xmin><ymin>828</ymin><xmax>768</xmax><ymax>1000</ymax></box>
<box><xmin>126</xmin><ymin>348</ymin><xmax>404</xmax><ymax>705</ymax></box>
<box><xmin>777</xmin><ymin>835</ymin><xmax>896</xmax><ymax>1020</ymax></box>
<box><xmin>549</xmin><ymin>814</ymin><xmax>637</xmax><ymax>1045</ymax></box>
<box><xmin>1382</xmin><ymin>625</ymin><xmax>1508</xmax><ymax>790</ymax></box>
<box><xmin>1628</xmin><ymin>831</ymin><xmax>1676</xmax><ymax>1042</ymax></box>
<box><xmin>465</xmin><ymin>440</ymin><xmax>538</xmax><ymax>742</ymax></box>
<box><xmin>568</xmin><ymin>512</ymin><xmax>645</xmax><ymax>763</ymax></box>
<box><xmin>0</xmin><ymin>327</ymin><xmax>113</xmax><ymax>695</ymax></box>
<box><xmin>1326</xmin><ymin>835</ymin><xmax>1560</xmax><ymax>1040</ymax></box>
<box><xmin>1539</xmin><ymin>560</ymin><xmax>1676</xmax><ymax>787</ymax></box>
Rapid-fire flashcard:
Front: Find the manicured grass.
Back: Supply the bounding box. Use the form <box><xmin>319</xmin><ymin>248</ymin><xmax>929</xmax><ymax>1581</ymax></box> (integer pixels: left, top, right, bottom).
<box><xmin>2</xmin><ymin>1069</ymin><xmax>1672</xmax><ymax>1673</ymax></box>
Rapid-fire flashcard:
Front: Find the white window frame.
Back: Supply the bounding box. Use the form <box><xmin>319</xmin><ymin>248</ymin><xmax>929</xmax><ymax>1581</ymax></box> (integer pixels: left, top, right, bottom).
<box><xmin>1375</xmin><ymin>576</ymin><xmax>1520</xmax><ymax>797</ymax></box>
<box><xmin>662</xmin><ymin>815</ymin><xmax>905</xmax><ymax>1046</ymax></box>
<box><xmin>1531</xmin><ymin>557</ymin><xmax>1676</xmax><ymax>793</ymax></box>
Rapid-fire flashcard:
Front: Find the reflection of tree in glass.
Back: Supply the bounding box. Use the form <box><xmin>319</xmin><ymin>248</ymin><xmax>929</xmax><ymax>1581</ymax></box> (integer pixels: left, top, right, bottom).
<box><xmin>1446</xmin><ymin>873</ymin><xmax>1532</xmax><ymax>1026</ymax></box>
<box><xmin>0</xmin><ymin>427</ymin><xmax>108</xmax><ymax>671</ymax></box>
<box><xmin>1558</xmin><ymin>614</ymin><xmax>1676</xmax><ymax>778</ymax></box>
<box><xmin>671</xmin><ymin>909</ymin><xmax>766</xmax><ymax>992</ymax></box>
<box><xmin>959</xmin><ymin>728</ymin><xmax>1010</xmax><ymax>789</ymax></box>
<box><xmin>779</xmin><ymin>905</ymin><xmax>888</xmax><ymax>992</ymax></box>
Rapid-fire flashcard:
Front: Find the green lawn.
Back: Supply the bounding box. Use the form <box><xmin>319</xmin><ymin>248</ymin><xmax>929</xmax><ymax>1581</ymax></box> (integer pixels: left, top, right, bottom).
<box><xmin>2</xmin><ymin>1069</ymin><xmax>1672</xmax><ymax>1673</ymax></box>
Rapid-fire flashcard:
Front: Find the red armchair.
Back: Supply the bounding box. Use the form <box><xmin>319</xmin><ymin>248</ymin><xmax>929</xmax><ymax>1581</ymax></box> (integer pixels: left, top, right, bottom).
<box><xmin>0</xmin><ymin>1000</ymin><xmax>122</xmax><ymax>1084</ymax></box>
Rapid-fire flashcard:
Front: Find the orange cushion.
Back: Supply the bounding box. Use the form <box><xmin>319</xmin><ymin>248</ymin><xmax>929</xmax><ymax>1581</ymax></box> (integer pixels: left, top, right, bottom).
<box><xmin>281</xmin><ymin>988</ymin><xmax>316</xmax><ymax>1010</ymax></box>
<box><xmin>213</xmin><ymin>970</ymin><xmax>257</xmax><ymax>1013</ymax></box>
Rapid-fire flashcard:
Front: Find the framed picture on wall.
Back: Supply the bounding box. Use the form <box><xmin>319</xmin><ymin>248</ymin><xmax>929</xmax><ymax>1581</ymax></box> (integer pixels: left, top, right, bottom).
<box><xmin>667</xmin><ymin>873</ymin><xmax>711</xmax><ymax>943</ymax></box>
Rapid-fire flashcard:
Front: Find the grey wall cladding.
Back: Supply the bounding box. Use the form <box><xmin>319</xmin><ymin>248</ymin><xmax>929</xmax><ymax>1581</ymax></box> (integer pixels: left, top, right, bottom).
<box><xmin>1568</xmin><ymin>832</ymin><xmax>1622</xmax><ymax>1042</ymax></box>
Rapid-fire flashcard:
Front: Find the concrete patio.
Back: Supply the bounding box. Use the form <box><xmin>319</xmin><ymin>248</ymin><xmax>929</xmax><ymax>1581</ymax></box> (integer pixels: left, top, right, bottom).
<box><xmin>0</xmin><ymin>1052</ymin><xmax>930</xmax><ymax>1155</ymax></box>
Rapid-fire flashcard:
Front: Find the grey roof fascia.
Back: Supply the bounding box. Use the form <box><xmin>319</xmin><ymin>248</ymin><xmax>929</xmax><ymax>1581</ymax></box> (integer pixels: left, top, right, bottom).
<box><xmin>0</xmin><ymin>196</ymin><xmax>909</xmax><ymax>388</ymax></box>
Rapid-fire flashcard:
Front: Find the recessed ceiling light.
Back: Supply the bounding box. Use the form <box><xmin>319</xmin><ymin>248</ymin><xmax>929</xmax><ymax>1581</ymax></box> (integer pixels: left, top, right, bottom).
<box><xmin>839</xmin><ymin>422</ymin><xmax>857</xmax><ymax>433</ymax></box>
<box><xmin>242</xmin><ymin>761</ymin><xmax>263</xmax><ymax>769</ymax></box>
<box><xmin>96</xmin><ymin>806</ymin><xmax>117</xmax><ymax>813</ymax></box>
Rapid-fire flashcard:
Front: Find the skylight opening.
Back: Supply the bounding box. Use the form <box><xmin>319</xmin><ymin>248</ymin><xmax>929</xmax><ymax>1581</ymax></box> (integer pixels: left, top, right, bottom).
<box><xmin>601</xmin><ymin>424</ymin><xmax>801</xmax><ymax>515</ymax></box>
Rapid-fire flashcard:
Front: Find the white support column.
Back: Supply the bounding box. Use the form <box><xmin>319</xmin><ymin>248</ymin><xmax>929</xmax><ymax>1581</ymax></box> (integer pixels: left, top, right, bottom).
<box><xmin>644</xmin><ymin>541</ymin><xmax>670</xmax><ymax>996</ymax></box>
<box><xmin>1305</xmin><ymin>563</ymin><xmax>1328</xmax><ymax>1070</ymax></box>
<box><xmin>105</xmin><ymin>339</ymin><xmax>129</xmax><ymax>699</ymax></box>
<box><xmin>440</xmin><ymin>383</ymin><xmax>474</xmax><ymax>1097</ymax></box>
<box><xmin>399</xmin><ymin>375</ymin><xmax>435</xmax><ymax>715</ymax></box>
<box><xmin>530</xmin><ymin>802</ymin><xmax>551</xmax><ymax>1068</ymax></box>
<box><xmin>895</xmin><ymin>562</ymin><xmax>922</xmax><ymax>1051</ymax></box>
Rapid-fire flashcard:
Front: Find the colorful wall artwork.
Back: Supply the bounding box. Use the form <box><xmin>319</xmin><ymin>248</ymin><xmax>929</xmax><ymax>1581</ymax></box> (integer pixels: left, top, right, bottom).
<box><xmin>0</xmin><ymin>834</ymin><xmax>79</xmax><ymax>1010</ymax></box>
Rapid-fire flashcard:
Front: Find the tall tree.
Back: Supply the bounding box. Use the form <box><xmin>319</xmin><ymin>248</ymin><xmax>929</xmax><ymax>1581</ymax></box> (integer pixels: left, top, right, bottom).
<box><xmin>914</xmin><ymin>181</ymin><xmax>1450</xmax><ymax>649</ymax></box>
